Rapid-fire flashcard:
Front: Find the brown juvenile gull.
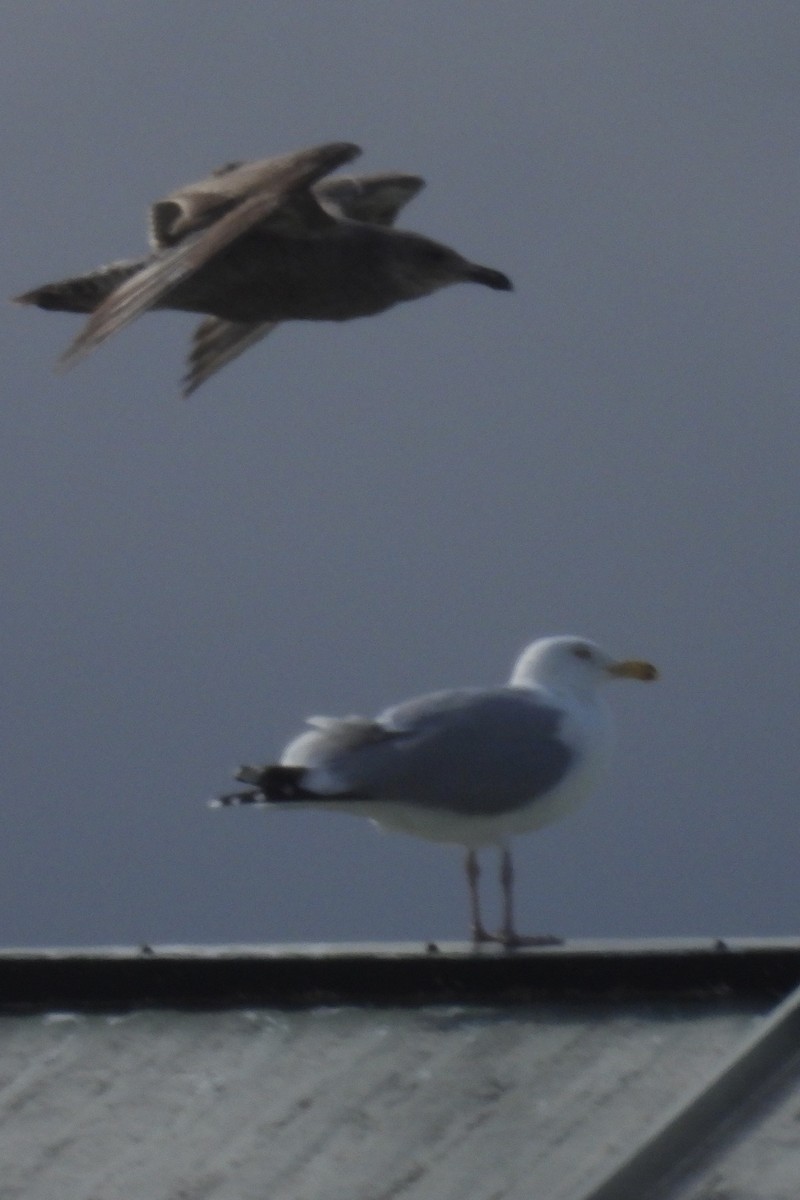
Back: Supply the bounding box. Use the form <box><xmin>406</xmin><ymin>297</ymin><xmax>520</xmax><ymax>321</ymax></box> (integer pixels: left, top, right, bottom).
<box><xmin>210</xmin><ymin>636</ymin><xmax>657</xmax><ymax>947</ymax></box>
<box><xmin>181</xmin><ymin>168</ymin><xmax>426</xmax><ymax>396</ymax></box>
<box><xmin>13</xmin><ymin>141</ymin><xmax>512</xmax><ymax>395</ymax></box>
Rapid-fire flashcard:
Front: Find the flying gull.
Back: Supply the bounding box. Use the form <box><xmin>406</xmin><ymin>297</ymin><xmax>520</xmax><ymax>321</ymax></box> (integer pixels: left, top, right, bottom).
<box><xmin>211</xmin><ymin>636</ymin><xmax>657</xmax><ymax>947</ymax></box>
<box><xmin>13</xmin><ymin>141</ymin><xmax>512</xmax><ymax>395</ymax></box>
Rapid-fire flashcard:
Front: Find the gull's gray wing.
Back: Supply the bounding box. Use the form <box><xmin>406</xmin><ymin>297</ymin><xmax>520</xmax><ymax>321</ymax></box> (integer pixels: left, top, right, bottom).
<box><xmin>180</xmin><ymin>170</ymin><xmax>424</xmax><ymax>395</ymax></box>
<box><xmin>287</xmin><ymin>688</ymin><xmax>576</xmax><ymax>817</ymax></box>
<box><xmin>60</xmin><ymin>142</ymin><xmax>361</xmax><ymax>368</ymax></box>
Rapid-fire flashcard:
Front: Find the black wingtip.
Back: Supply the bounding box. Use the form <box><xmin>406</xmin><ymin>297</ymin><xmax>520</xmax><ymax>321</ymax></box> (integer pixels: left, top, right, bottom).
<box><xmin>208</xmin><ymin>789</ymin><xmax>266</xmax><ymax>808</ymax></box>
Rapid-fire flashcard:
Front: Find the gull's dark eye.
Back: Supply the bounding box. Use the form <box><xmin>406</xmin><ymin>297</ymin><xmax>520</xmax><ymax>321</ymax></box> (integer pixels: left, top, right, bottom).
<box><xmin>572</xmin><ymin>645</ymin><xmax>592</xmax><ymax>661</ymax></box>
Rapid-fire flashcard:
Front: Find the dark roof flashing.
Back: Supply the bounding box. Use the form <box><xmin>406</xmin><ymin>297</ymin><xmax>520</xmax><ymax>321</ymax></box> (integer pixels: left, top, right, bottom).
<box><xmin>1</xmin><ymin>938</ymin><xmax>799</xmax><ymax>1014</ymax></box>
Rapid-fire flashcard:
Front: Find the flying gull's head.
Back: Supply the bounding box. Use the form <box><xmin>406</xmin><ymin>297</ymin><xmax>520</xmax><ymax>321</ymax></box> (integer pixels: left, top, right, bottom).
<box><xmin>387</xmin><ymin>230</ymin><xmax>513</xmax><ymax>301</ymax></box>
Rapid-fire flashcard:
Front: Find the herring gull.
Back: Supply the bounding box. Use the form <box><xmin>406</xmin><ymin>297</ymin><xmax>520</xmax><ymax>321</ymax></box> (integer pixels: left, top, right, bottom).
<box><xmin>13</xmin><ymin>141</ymin><xmax>512</xmax><ymax>395</ymax></box>
<box><xmin>212</xmin><ymin>636</ymin><xmax>657</xmax><ymax>947</ymax></box>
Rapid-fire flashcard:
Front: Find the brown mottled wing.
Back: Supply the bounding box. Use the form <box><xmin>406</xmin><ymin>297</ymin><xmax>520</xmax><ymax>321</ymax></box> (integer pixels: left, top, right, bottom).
<box><xmin>59</xmin><ymin>142</ymin><xmax>361</xmax><ymax>368</ymax></box>
<box><xmin>149</xmin><ymin>141</ymin><xmax>362</xmax><ymax>247</ymax></box>
<box><xmin>182</xmin><ymin>318</ymin><xmax>277</xmax><ymax>397</ymax></box>
<box><xmin>316</xmin><ymin>173</ymin><xmax>425</xmax><ymax>226</ymax></box>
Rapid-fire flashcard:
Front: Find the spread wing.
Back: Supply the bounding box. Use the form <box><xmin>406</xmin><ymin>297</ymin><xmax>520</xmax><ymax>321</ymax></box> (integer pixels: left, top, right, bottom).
<box><xmin>59</xmin><ymin>142</ymin><xmax>361</xmax><ymax>369</ymax></box>
<box><xmin>316</xmin><ymin>173</ymin><xmax>424</xmax><ymax>226</ymax></box>
<box><xmin>149</xmin><ymin>142</ymin><xmax>362</xmax><ymax>247</ymax></box>
<box><xmin>182</xmin><ymin>318</ymin><xmax>278</xmax><ymax>397</ymax></box>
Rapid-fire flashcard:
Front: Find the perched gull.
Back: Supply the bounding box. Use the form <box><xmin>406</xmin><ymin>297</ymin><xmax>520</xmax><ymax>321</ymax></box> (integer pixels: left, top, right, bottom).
<box><xmin>13</xmin><ymin>141</ymin><xmax>512</xmax><ymax>395</ymax></box>
<box><xmin>212</xmin><ymin>636</ymin><xmax>657</xmax><ymax>947</ymax></box>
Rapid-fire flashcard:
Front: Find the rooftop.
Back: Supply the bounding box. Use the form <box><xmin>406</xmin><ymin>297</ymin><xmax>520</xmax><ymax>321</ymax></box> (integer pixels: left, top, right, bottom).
<box><xmin>2</xmin><ymin>938</ymin><xmax>799</xmax><ymax>1200</ymax></box>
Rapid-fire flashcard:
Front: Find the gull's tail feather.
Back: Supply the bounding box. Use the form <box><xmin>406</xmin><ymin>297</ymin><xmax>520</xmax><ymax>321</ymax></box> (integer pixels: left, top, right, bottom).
<box><xmin>13</xmin><ymin>260</ymin><xmax>145</xmax><ymax>314</ymax></box>
<box><xmin>210</xmin><ymin>763</ymin><xmax>317</xmax><ymax>809</ymax></box>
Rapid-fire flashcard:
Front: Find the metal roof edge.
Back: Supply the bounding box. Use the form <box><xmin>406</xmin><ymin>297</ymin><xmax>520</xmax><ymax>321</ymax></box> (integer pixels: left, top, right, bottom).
<box><xmin>577</xmin><ymin>975</ymin><xmax>800</xmax><ymax>1200</ymax></box>
<box><xmin>1</xmin><ymin>938</ymin><xmax>799</xmax><ymax>1012</ymax></box>
<box><xmin>5</xmin><ymin>936</ymin><xmax>800</xmax><ymax>958</ymax></box>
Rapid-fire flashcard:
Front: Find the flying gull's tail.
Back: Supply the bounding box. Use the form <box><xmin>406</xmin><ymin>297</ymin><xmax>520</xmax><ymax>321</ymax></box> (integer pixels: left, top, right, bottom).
<box><xmin>13</xmin><ymin>260</ymin><xmax>145</xmax><ymax>314</ymax></box>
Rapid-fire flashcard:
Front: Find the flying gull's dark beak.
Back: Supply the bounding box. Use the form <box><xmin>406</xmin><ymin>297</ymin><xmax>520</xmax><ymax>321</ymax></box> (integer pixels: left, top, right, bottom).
<box><xmin>466</xmin><ymin>265</ymin><xmax>514</xmax><ymax>291</ymax></box>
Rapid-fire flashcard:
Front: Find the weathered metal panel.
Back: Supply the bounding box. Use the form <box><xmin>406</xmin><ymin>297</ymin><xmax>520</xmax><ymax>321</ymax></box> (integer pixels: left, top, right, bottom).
<box><xmin>0</xmin><ymin>1001</ymin><xmax>765</xmax><ymax>1200</ymax></box>
<box><xmin>669</xmin><ymin>1062</ymin><xmax>800</xmax><ymax>1200</ymax></box>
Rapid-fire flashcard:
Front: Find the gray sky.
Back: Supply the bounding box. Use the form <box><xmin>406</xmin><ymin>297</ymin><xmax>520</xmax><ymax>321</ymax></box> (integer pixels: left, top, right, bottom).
<box><xmin>2</xmin><ymin>2</ymin><xmax>798</xmax><ymax>946</ymax></box>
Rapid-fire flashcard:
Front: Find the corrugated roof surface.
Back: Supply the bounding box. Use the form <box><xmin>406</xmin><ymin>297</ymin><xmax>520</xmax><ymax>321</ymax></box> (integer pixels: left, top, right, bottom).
<box><xmin>0</xmin><ymin>1000</ymin><xmax>764</xmax><ymax>1200</ymax></box>
<box><xmin>0</xmin><ymin>940</ymin><xmax>798</xmax><ymax>1200</ymax></box>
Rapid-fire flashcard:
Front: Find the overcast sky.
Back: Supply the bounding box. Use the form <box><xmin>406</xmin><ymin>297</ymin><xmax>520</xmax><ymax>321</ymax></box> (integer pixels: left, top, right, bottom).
<box><xmin>2</xmin><ymin>2</ymin><xmax>798</xmax><ymax>947</ymax></box>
